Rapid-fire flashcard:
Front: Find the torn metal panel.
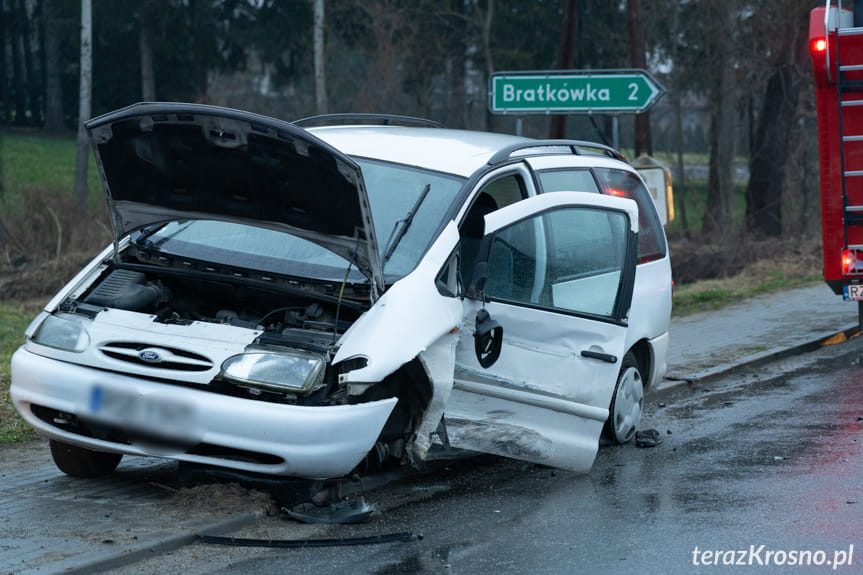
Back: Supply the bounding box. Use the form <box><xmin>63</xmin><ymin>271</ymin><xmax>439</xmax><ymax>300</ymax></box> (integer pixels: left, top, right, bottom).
<box><xmin>410</xmin><ymin>332</ymin><xmax>458</xmax><ymax>461</ymax></box>
<box><xmin>333</xmin><ymin>222</ymin><xmax>462</xmax><ymax>383</ymax></box>
<box><xmin>442</xmin><ymin>389</ymin><xmax>604</xmax><ymax>473</ymax></box>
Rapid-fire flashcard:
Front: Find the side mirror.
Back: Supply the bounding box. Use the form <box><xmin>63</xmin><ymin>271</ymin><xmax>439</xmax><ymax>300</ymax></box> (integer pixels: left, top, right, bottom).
<box><xmin>473</xmin><ymin>308</ymin><xmax>502</xmax><ymax>368</ymax></box>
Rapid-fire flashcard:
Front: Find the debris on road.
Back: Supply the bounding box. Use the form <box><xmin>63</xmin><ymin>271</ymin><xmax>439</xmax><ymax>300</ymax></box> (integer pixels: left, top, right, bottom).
<box><xmin>635</xmin><ymin>429</ymin><xmax>663</xmax><ymax>448</ymax></box>
<box><xmin>286</xmin><ymin>497</ymin><xmax>375</xmax><ymax>524</ymax></box>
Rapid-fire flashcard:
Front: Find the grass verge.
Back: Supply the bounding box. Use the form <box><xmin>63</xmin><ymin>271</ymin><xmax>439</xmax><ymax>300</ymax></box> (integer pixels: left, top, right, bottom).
<box><xmin>672</xmin><ymin>271</ymin><xmax>823</xmax><ymax>316</ymax></box>
<box><xmin>1</xmin><ymin>299</ymin><xmax>46</xmax><ymax>443</ymax></box>
<box><xmin>0</xmin><ymin>130</ymin><xmax>102</xmax><ymax>210</ymax></box>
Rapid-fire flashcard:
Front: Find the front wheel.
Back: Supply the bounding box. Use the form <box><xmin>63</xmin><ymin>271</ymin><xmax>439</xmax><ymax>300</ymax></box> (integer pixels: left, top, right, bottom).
<box><xmin>49</xmin><ymin>439</ymin><xmax>122</xmax><ymax>477</ymax></box>
<box><xmin>603</xmin><ymin>352</ymin><xmax>644</xmax><ymax>444</ymax></box>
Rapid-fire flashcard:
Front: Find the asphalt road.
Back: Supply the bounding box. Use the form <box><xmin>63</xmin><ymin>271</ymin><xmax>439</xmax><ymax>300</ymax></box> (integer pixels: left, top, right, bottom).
<box><xmin>97</xmin><ymin>332</ymin><xmax>863</xmax><ymax>575</ymax></box>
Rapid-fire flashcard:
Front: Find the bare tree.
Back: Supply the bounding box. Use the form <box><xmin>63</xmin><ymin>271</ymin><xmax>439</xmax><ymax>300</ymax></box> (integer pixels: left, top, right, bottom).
<box><xmin>9</xmin><ymin>0</ymin><xmax>27</xmax><ymax>124</ymax></box>
<box><xmin>701</xmin><ymin>0</ymin><xmax>737</xmax><ymax>239</ymax></box>
<box><xmin>139</xmin><ymin>2</ymin><xmax>156</xmax><ymax>101</ymax></box>
<box><xmin>0</xmin><ymin>0</ymin><xmax>7</xmax><ymax>124</ymax></box>
<box><xmin>313</xmin><ymin>0</ymin><xmax>327</xmax><ymax>114</ymax></box>
<box><xmin>469</xmin><ymin>0</ymin><xmax>494</xmax><ymax>131</ymax></box>
<box><xmin>628</xmin><ymin>0</ymin><xmax>651</xmax><ymax>156</ymax></box>
<box><xmin>550</xmin><ymin>0</ymin><xmax>578</xmax><ymax>139</ymax></box>
<box><xmin>18</xmin><ymin>0</ymin><xmax>40</xmax><ymax>125</ymax></box>
<box><xmin>74</xmin><ymin>0</ymin><xmax>92</xmax><ymax>214</ymax></box>
<box><xmin>745</xmin><ymin>0</ymin><xmax>812</xmax><ymax>237</ymax></box>
<box><xmin>190</xmin><ymin>0</ymin><xmax>210</xmax><ymax>102</ymax></box>
<box><xmin>670</xmin><ymin>3</ymin><xmax>689</xmax><ymax>238</ymax></box>
<box><xmin>42</xmin><ymin>0</ymin><xmax>64</xmax><ymax>132</ymax></box>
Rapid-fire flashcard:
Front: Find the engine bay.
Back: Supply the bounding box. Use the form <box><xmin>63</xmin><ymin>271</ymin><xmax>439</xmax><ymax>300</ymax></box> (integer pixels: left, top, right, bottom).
<box><xmin>76</xmin><ymin>256</ymin><xmax>369</xmax><ymax>341</ymax></box>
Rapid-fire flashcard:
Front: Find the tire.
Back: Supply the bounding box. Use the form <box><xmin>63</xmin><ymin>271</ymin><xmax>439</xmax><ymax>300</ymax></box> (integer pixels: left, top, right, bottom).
<box><xmin>49</xmin><ymin>439</ymin><xmax>122</xmax><ymax>477</ymax></box>
<box><xmin>603</xmin><ymin>352</ymin><xmax>644</xmax><ymax>444</ymax></box>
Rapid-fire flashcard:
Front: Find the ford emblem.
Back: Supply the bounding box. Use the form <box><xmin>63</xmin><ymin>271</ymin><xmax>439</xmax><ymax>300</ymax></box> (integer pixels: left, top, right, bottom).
<box><xmin>138</xmin><ymin>349</ymin><xmax>163</xmax><ymax>363</ymax></box>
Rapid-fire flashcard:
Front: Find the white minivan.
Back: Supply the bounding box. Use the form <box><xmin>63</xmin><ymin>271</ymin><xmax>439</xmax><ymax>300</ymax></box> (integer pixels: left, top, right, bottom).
<box><xmin>11</xmin><ymin>103</ymin><xmax>671</xmax><ymax>480</ymax></box>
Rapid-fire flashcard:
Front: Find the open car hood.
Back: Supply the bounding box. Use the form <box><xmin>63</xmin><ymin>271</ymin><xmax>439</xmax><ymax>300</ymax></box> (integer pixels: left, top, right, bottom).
<box><xmin>85</xmin><ymin>102</ymin><xmax>384</xmax><ymax>294</ymax></box>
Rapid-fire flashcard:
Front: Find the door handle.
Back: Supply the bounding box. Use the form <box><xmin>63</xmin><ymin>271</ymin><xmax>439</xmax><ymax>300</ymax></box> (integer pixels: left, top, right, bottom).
<box><xmin>581</xmin><ymin>350</ymin><xmax>617</xmax><ymax>364</ymax></box>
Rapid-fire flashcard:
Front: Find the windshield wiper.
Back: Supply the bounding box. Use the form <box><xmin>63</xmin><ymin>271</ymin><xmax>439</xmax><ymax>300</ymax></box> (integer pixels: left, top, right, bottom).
<box><xmin>131</xmin><ymin>225</ymin><xmax>163</xmax><ymax>250</ymax></box>
<box><xmin>132</xmin><ymin>221</ymin><xmax>194</xmax><ymax>251</ymax></box>
<box><xmin>382</xmin><ymin>184</ymin><xmax>431</xmax><ymax>264</ymax></box>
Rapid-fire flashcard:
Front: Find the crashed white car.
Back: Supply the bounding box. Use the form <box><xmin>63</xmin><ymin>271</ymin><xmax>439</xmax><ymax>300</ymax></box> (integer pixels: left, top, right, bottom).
<box><xmin>10</xmin><ymin>103</ymin><xmax>671</xmax><ymax>480</ymax></box>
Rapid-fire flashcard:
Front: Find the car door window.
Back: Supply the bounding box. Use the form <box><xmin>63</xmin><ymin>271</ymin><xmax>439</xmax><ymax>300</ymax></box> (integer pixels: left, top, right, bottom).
<box><xmin>461</xmin><ymin>173</ymin><xmax>528</xmax><ymax>289</ymax></box>
<box><xmin>484</xmin><ymin>207</ymin><xmax>630</xmax><ymax>319</ymax></box>
<box><xmin>537</xmin><ymin>167</ymin><xmax>666</xmax><ymax>264</ymax></box>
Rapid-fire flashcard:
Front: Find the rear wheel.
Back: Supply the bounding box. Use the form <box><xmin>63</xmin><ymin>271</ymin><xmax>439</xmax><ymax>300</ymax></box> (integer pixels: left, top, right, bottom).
<box><xmin>49</xmin><ymin>440</ymin><xmax>122</xmax><ymax>477</ymax></box>
<box><xmin>604</xmin><ymin>352</ymin><xmax>643</xmax><ymax>444</ymax></box>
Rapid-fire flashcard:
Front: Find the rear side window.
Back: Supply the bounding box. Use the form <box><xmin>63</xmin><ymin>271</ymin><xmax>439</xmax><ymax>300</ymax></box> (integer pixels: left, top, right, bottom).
<box><xmin>538</xmin><ymin>169</ymin><xmax>600</xmax><ymax>194</ymax></box>
<box><xmin>594</xmin><ymin>168</ymin><xmax>666</xmax><ymax>263</ymax></box>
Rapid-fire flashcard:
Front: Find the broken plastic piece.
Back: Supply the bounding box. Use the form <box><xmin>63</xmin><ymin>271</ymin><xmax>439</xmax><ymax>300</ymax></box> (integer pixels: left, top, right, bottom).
<box><xmin>634</xmin><ymin>429</ymin><xmax>663</xmax><ymax>448</ymax></box>
<box><xmin>286</xmin><ymin>497</ymin><xmax>374</xmax><ymax>524</ymax></box>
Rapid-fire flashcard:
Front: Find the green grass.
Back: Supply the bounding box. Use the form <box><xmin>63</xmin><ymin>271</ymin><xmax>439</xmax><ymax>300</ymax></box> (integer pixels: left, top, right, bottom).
<box><xmin>0</xmin><ymin>131</ymin><xmax>102</xmax><ymax>210</ymax></box>
<box><xmin>671</xmin><ymin>271</ymin><xmax>823</xmax><ymax>316</ymax></box>
<box><xmin>0</xmin><ymin>300</ymin><xmax>45</xmax><ymax>444</ymax></box>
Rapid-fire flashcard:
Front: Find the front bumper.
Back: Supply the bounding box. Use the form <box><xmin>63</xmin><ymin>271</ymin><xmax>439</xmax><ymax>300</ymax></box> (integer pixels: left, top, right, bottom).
<box><xmin>10</xmin><ymin>347</ymin><xmax>397</xmax><ymax>479</ymax></box>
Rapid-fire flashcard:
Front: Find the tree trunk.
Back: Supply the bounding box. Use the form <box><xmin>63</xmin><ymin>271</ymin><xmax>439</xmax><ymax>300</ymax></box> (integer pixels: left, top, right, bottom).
<box><xmin>190</xmin><ymin>0</ymin><xmax>209</xmax><ymax>103</ymax></box>
<box><xmin>701</xmin><ymin>0</ymin><xmax>735</xmax><ymax>239</ymax></box>
<box><xmin>744</xmin><ymin>0</ymin><xmax>811</xmax><ymax>238</ymax></box>
<box><xmin>470</xmin><ymin>0</ymin><xmax>495</xmax><ymax>132</ymax></box>
<box><xmin>745</xmin><ymin>65</ymin><xmax>801</xmax><ymax>237</ymax></box>
<box><xmin>313</xmin><ymin>0</ymin><xmax>327</xmax><ymax>115</ymax></box>
<box><xmin>550</xmin><ymin>0</ymin><xmax>578</xmax><ymax>139</ymax></box>
<box><xmin>19</xmin><ymin>0</ymin><xmax>41</xmax><ymax>125</ymax></box>
<box><xmin>43</xmin><ymin>0</ymin><xmax>64</xmax><ymax>132</ymax></box>
<box><xmin>671</xmin><ymin>3</ymin><xmax>688</xmax><ymax>237</ymax></box>
<box><xmin>74</xmin><ymin>0</ymin><xmax>92</xmax><ymax>214</ymax></box>
<box><xmin>0</xmin><ymin>0</ymin><xmax>8</xmax><ymax>124</ymax></box>
<box><xmin>139</xmin><ymin>4</ymin><xmax>156</xmax><ymax>101</ymax></box>
<box><xmin>628</xmin><ymin>0</ymin><xmax>650</xmax><ymax>156</ymax></box>
<box><xmin>10</xmin><ymin>0</ymin><xmax>27</xmax><ymax>125</ymax></box>
<box><xmin>449</xmin><ymin>0</ymin><xmax>467</xmax><ymax>129</ymax></box>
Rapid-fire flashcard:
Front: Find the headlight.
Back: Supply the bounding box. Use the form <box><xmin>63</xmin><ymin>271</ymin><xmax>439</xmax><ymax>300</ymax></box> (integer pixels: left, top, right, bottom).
<box><xmin>220</xmin><ymin>349</ymin><xmax>326</xmax><ymax>395</ymax></box>
<box><xmin>31</xmin><ymin>313</ymin><xmax>90</xmax><ymax>352</ymax></box>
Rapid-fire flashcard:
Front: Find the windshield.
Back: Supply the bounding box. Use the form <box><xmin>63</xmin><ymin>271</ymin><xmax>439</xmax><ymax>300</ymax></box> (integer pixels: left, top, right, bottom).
<box><xmin>141</xmin><ymin>159</ymin><xmax>465</xmax><ymax>283</ymax></box>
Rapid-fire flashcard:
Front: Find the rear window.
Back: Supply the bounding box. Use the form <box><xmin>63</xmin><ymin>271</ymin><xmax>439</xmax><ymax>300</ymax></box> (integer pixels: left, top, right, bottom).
<box><xmin>593</xmin><ymin>168</ymin><xmax>666</xmax><ymax>263</ymax></box>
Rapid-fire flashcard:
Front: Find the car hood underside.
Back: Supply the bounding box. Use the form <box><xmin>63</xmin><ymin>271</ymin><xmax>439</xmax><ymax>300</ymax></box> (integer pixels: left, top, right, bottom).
<box><xmin>85</xmin><ymin>102</ymin><xmax>384</xmax><ymax>293</ymax></box>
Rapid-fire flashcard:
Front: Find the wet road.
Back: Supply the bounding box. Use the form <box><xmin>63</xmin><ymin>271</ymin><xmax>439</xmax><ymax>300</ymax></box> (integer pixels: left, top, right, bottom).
<box><xmin>105</xmin><ymin>334</ymin><xmax>863</xmax><ymax>575</ymax></box>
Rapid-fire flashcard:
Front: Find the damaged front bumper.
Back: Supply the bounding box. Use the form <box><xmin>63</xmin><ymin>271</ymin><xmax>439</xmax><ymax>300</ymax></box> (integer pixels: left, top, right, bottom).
<box><xmin>10</xmin><ymin>347</ymin><xmax>397</xmax><ymax>479</ymax></box>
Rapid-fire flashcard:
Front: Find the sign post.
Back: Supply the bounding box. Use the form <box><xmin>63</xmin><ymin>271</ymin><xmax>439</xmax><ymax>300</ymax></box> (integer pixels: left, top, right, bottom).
<box><xmin>489</xmin><ymin>69</ymin><xmax>665</xmax><ymax>115</ymax></box>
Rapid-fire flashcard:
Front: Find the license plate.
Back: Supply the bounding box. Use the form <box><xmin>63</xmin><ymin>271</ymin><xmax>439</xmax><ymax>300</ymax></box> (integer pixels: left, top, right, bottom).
<box><xmin>843</xmin><ymin>284</ymin><xmax>863</xmax><ymax>301</ymax></box>
<box><xmin>88</xmin><ymin>385</ymin><xmax>198</xmax><ymax>439</ymax></box>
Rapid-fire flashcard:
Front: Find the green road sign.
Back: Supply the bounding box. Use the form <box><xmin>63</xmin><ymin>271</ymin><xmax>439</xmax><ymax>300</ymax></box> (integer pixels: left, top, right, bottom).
<box><xmin>489</xmin><ymin>69</ymin><xmax>665</xmax><ymax>115</ymax></box>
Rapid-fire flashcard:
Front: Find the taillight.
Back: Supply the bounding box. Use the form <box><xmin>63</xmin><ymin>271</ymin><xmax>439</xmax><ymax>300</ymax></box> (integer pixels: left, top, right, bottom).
<box><xmin>606</xmin><ymin>188</ymin><xmax>627</xmax><ymax>197</ymax></box>
<box><xmin>842</xmin><ymin>248</ymin><xmax>863</xmax><ymax>275</ymax></box>
<box><xmin>810</xmin><ymin>37</ymin><xmax>828</xmax><ymax>55</ymax></box>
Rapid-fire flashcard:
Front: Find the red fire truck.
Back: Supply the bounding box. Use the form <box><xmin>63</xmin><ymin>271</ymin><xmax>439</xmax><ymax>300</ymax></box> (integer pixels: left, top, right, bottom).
<box><xmin>810</xmin><ymin>1</ymin><xmax>863</xmax><ymax>321</ymax></box>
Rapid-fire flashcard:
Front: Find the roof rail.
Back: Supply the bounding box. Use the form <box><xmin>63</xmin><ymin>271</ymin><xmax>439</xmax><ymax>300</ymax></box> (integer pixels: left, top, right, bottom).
<box><xmin>293</xmin><ymin>113</ymin><xmax>444</xmax><ymax>129</ymax></box>
<box><xmin>487</xmin><ymin>139</ymin><xmax>625</xmax><ymax>165</ymax></box>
